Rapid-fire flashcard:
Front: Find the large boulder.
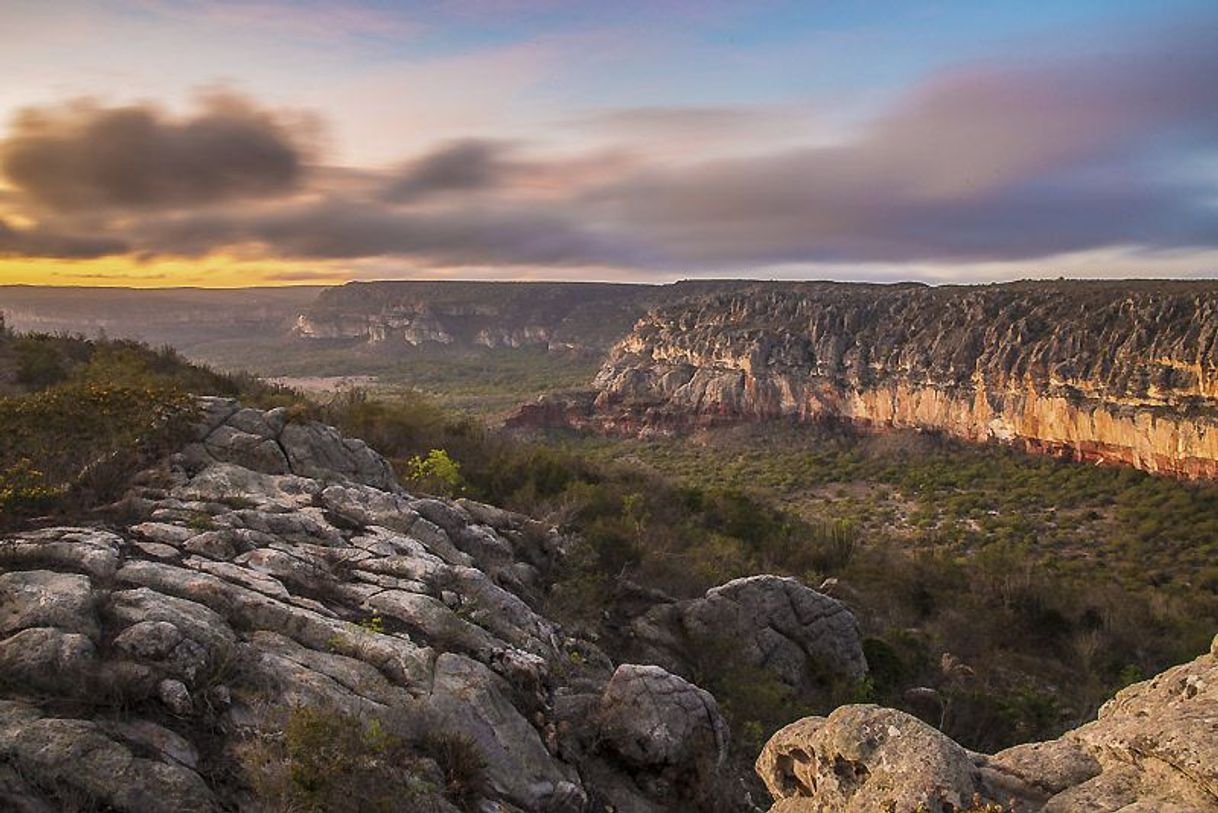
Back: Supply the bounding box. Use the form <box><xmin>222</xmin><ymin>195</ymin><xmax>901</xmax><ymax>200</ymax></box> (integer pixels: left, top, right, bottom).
<box><xmin>757</xmin><ymin>706</ymin><xmax>980</xmax><ymax>813</ymax></box>
<box><xmin>596</xmin><ymin>664</ymin><xmax>732</xmax><ymax>809</ymax></box>
<box><xmin>598</xmin><ymin>664</ymin><xmax>729</xmax><ymax>773</ymax></box>
<box><xmin>630</xmin><ymin>575</ymin><xmax>867</xmax><ymax>696</ymax></box>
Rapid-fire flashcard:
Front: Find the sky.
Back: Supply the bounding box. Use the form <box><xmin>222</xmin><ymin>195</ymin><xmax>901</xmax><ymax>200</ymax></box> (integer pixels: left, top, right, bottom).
<box><xmin>0</xmin><ymin>0</ymin><xmax>1216</xmax><ymax>287</ymax></box>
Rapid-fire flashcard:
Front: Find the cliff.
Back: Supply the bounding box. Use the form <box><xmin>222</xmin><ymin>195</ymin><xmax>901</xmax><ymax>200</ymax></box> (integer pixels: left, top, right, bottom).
<box><xmin>591</xmin><ymin>280</ymin><xmax>1218</xmax><ymax>478</ymax></box>
<box><xmin>293</xmin><ymin>281</ymin><xmax>661</xmax><ymax>353</ymax></box>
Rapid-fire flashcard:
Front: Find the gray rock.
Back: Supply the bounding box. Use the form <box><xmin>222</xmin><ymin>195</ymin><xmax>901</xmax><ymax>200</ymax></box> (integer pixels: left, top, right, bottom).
<box><xmin>224</xmin><ymin>407</ymin><xmax>278</xmax><ymax>439</ymax></box>
<box><xmin>194</xmin><ymin>396</ymin><xmax>238</xmax><ymax>436</ymax></box>
<box><xmin>280</xmin><ymin>422</ymin><xmax>397</xmax><ymax>489</ymax></box>
<box><xmin>113</xmin><ymin>621</ymin><xmax>184</xmax><ymax>660</ymax></box>
<box><xmin>0</xmin><ymin>527</ymin><xmax>122</xmax><ymax>579</ymax></box>
<box><xmin>0</xmin><ymin>702</ymin><xmax>217</xmax><ymax>812</ymax></box>
<box><xmin>0</xmin><ymin>570</ymin><xmax>98</xmax><ymax>640</ymax></box>
<box><xmin>427</xmin><ymin>653</ymin><xmax>585</xmax><ymax>812</ymax></box>
<box><xmin>158</xmin><ymin>679</ymin><xmax>193</xmax><ymax>715</ymax></box>
<box><xmin>204</xmin><ymin>425</ymin><xmax>290</xmax><ymax>474</ymax></box>
<box><xmin>632</xmin><ymin>575</ymin><xmax>867</xmax><ymax>699</ymax></box>
<box><xmin>0</xmin><ymin>628</ymin><xmax>96</xmax><ymax>690</ymax></box>
<box><xmin>598</xmin><ymin>664</ymin><xmax>729</xmax><ymax>775</ymax></box>
<box><xmin>131</xmin><ymin>522</ymin><xmax>196</xmax><ymax>546</ymax></box>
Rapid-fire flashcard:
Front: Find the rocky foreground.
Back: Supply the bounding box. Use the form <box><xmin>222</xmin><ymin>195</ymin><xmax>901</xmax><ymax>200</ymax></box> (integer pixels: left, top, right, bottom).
<box><xmin>758</xmin><ymin>633</ymin><xmax>1218</xmax><ymax>811</ymax></box>
<box><xmin>589</xmin><ymin>281</ymin><xmax>1218</xmax><ymax>479</ymax></box>
<box><xmin>0</xmin><ymin>400</ymin><xmax>1215</xmax><ymax>811</ymax></box>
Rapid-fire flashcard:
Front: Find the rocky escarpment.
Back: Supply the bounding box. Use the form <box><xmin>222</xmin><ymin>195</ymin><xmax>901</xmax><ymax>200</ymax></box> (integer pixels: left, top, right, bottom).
<box><xmin>591</xmin><ymin>281</ymin><xmax>1218</xmax><ymax>478</ymax></box>
<box><xmin>0</xmin><ymin>398</ymin><xmax>870</xmax><ymax>812</ymax></box>
<box><xmin>756</xmin><ymin>634</ymin><xmax>1218</xmax><ymax>811</ymax></box>
<box><xmin>294</xmin><ymin>281</ymin><xmax>659</xmax><ymax>353</ymax></box>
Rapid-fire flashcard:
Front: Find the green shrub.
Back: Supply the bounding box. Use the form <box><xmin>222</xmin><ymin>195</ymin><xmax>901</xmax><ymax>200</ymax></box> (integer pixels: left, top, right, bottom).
<box><xmin>405</xmin><ymin>449</ymin><xmax>464</xmax><ymax>497</ymax></box>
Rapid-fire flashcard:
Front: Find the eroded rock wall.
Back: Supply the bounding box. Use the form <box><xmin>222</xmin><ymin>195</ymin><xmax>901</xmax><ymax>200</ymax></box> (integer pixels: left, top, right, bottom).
<box><xmin>592</xmin><ymin>281</ymin><xmax>1218</xmax><ymax>477</ymax></box>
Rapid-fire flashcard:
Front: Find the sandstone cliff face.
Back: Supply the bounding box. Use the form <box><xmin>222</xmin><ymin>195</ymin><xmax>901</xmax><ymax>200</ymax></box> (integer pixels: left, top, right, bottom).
<box><xmin>592</xmin><ymin>281</ymin><xmax>1218</xmax><ymax>477</ymax></box>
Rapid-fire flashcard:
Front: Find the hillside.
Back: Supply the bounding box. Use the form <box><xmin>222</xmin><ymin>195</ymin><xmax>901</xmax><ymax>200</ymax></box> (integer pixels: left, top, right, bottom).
<box><xmin>0</xmin><ymin>331</ymin><xmax>1216</xmax><ymax>810</ymax></box>
<box><xmin>0</xmin><ymin>395</ymin><xmax>1215</xmax><ymax>812</ymax></box>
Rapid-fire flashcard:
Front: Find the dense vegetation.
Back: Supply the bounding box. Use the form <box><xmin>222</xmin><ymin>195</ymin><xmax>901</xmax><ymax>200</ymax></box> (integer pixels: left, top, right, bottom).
<box><xmin>195</xmin><ymin>338</ymin><xmax>602</xmax><ymax>417</ymax></box>
<box><xmin>0</xmin><ymin>324</ymin><xmax>280</xmax><ymax>526</ymax></box>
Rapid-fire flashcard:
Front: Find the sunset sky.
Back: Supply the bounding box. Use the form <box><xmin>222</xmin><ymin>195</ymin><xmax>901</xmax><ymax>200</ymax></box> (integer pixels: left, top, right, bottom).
<box><xmin>1</xmin><ymin>0</ymin><xmax>1216</xmax><ymax>287</ymax></box>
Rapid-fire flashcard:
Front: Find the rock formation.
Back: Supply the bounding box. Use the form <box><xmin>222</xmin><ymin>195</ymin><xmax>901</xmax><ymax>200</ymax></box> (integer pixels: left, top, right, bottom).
<box><xmin>294</xmin><ymin>280</ymin><xmax>661</xmax><ymax>353</ymax></box>
<box><xmin>624</xmin><ymin>576</ymin><xmax>868</xmax><ymax>699</ymax></box>
<box><xmin>0</xmin><ymin>398</ymin><xmax>766</xmax><ymax>812</ymax></box>
<box><xmin>756</xmin><ymin>634</ymin><xmax>1218</xmax><ymax>811</ymax></box>
<box><xmin>591</xmin><ymin>281</ymin><xmax>1218</xmax><ymax>478</ymax></box>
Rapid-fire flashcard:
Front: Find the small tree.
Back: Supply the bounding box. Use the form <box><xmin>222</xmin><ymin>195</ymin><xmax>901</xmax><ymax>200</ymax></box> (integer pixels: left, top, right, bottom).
<box><xmin>404</xmin><ymin>449</ymin><xmax>463</xmax><ymax>497</ymax></box>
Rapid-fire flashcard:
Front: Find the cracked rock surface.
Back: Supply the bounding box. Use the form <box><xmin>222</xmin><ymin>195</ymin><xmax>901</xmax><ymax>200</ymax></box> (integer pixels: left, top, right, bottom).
<box><xmin>756</xmin><ymin>634</ymin><xmax>1218</xmax><ymax>812</ymax></box>
<box><xmin>627</xmin><ymin>575</ymin><xmax>868</xmax><ymax>700</ymax></box>
<box><xmin>0</xmin><ymin>398</ymin><xmax>765</xmax><ymax>812</ymax></box>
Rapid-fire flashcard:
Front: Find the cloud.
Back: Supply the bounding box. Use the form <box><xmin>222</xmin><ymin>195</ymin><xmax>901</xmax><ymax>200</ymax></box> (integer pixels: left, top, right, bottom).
<box><xmin>381</xmin><ymin>139</ymin><xmax>516</xmax><ymax>202</ymax></box>
<box><xmin>585</xmin><ymin>26</ymin><xmax>1218</xmax><ymax>265</ymax></box>
<box><xmin>0</xmin><ymin>217</ymin><xmax>127</xmax><ymax>258</ymax></box>
<box><xmin>0</xmin><ymin>20</ymin><xmax>1216</xmax><ymax>276</ymax></box>
<box><xmin>1</xmin><ymin>92</ymin><xmax>306</xmax><ymax>211</ymax></box>
<box><xmin>132</xmin><ymin>200</ymin><xmax>646</xmax><ymax>267</ymax></box>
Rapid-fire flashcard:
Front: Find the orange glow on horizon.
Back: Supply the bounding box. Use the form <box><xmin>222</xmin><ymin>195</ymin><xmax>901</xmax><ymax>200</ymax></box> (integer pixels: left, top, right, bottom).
<box><xmin>0</xmin><ymin>255</ymin><xmax>354</xmax><ymax>288</ymax></box>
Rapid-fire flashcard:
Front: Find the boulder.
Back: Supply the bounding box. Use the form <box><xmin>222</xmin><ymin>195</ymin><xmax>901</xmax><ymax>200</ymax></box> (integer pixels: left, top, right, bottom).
<box><xmin>598</xmin><ymin>664</ymin><xmax>729</xmax><ymax>776</ymax></box>
<box><xmin>631</xmin><ymin>575</ymin><xmax>867</xmax><ymax>698</ymax></box>
<box><xmin>757</xmin><ymin>706</ymin><xmax>979</xmax><ymax>813</ymax></box>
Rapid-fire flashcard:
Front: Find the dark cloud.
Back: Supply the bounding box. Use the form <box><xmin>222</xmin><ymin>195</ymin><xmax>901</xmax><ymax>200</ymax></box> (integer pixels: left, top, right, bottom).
<box><xmin>1</xmin><ymin>93</ymin><xmax>304</xmax><ymax>211</ymax></box>
<box><xmin>380</xmin><ymin>139</ymin><xmax>516</xmax><ymax>202</ymax></box>
<box><xmin>133</xmin><ymin>201</ymin><xmax>646</xmax><ymax>267</ymax></box>
<box><xmin>0</xmin><ymin>218</ymin><xmax>127</xmax><ymax>259</ymax></box>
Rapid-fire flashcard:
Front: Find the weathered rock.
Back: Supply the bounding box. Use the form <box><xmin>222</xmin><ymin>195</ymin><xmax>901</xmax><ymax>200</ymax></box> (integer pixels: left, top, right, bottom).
<box><xmin>280</xmin><ymin>422</ymin><xmax>397</xmax><ymax>489</ymax></box>
<box><xmin>0</xmin><ymin>570</ymin><xmax>98</xmax><ymax>640</ymax></box>
<box><xmin>205</xmin><ymin>425</ymin><xmax>291</xmax><ymax>474</ymax></box>
<box><xmin>758</xmin><ymin>635</ymin><xmax>1218</xmax><ymax>812</ymax></box>
<box><xmin>631</xmin><ymin>575</ymin><xmax>867</xmax><ymax>699</ymax></box>
<box><xmin>0</xmin><ymin>527</ymin><xmax>121</xmax><ymax>580</ymax></box>
<box><xmin>0</xmin><ymin>701</ymin><xmax>217</xmax><ymax>812</ymax></box>
<box><xmin>427</xmin><ymin>653</ymin><xmax>586</xmax><ymax>812</ymax></box>
<box><xmin>757</xmin><ymin>706</ymin><xmax>980</xmax><ymax>813</ymax></box>
<box><xmin>598</xmin><ymin>664</ymin><xmax>729</xmax><ymax>777</ymax></box>
<box><xmin>0</xmin><ymin>628</ymin><xmax>96</xmax><ymax>690</ymax></box>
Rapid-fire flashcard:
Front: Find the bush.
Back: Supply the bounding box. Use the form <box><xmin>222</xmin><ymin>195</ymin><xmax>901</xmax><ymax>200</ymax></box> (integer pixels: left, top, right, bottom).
<box><xmin>239</xmin><ymin>706</ymin><xmax>450</xmax><ymax>813</ymax></box>
<box><xmin>0</xmin><ymin>381</ymin><xmax>196</xmax><ymax>524</ymax></box>
<box><xmin>405</xmin><ymin>449</ymin><xmax>464</xmax><ymax>497</ymax></box>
